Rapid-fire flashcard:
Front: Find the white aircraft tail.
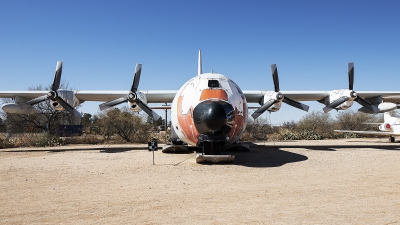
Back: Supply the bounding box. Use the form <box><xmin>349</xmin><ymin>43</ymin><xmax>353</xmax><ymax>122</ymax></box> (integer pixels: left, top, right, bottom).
<box><xmin>384</xmin><ymin>112</ymin><xmax>398</xmax><ymax>124</ymax></box>
<box><xmin>382</xmin><ymin>112</ymin><xmax>400</xmax><ymax>134</ymax></box>
<box><xmin>198</xmin><ymin>49</ymin><xmax>202</xmax><ymax>76</ymax></box>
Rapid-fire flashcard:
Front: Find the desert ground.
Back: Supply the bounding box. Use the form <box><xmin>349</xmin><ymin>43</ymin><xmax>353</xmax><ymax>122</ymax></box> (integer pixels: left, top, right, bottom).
<box><xmin>1</xmin><ymin>138</ymin><xmax>400</xmax><ymax>225</ymax></box>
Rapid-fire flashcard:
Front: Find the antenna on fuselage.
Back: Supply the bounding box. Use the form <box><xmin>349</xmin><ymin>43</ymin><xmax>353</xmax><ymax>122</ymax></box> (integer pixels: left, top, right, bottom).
<box><xmin>198</xmin><ymin>49</ymin><xmax>202</xmax><ymax>76</ymax></box>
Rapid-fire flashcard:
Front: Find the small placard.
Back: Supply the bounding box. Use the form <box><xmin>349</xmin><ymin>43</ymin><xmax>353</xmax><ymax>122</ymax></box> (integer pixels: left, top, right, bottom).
<box><xmin>148</xmin><ymin>141</ymin><xmax>158</xmax><ymax>151</ymax></box>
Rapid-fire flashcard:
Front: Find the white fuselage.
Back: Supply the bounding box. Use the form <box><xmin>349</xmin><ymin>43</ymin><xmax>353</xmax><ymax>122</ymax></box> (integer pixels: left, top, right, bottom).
<box><xmin>170</xmin><ymin>73</ymin><xmax>248</xmax><ymax>146</ymax></box>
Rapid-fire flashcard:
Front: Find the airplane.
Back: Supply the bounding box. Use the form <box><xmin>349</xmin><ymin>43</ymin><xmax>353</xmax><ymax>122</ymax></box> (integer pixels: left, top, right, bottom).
<box><xmin>2</xmin><ymin>50</ymin><xmax>400</xmax><ymax>163</ymax></box>
<box><xmin>334</xmin><ymin>112</ymin><xmax>400</xmax><ymax>143</ymax></box>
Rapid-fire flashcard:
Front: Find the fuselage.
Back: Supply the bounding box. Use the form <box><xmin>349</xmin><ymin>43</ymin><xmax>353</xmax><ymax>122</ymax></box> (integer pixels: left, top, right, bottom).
<box><xmin>170</xmin><ymin>73</ymin><xmax>248</xmax><ymax>146</ymax></box>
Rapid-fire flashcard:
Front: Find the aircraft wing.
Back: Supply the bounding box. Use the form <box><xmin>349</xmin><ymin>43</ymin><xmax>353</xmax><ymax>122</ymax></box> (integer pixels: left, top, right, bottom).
<box><xmin>3</xmin><ymin>90</ymin><xmax>400</xmax><ymax>104</ymax></box>
<box><xmin>243</xmin><ymin>91</ymin><xmax>400</xmax><ymax>103</ymax></box>
<box><xmin>74</xmin><ymin>90</ymin><xmax>178</xmax><ymax>103</ymax></box>
<box><xmin>0</xmin><ymin>91</ymin><xmax>49</xmax><ymax>99</ymax></box>
<box><xmin>243</xmin><ymin>91</ymin><xmax>329</xmax><ymax>103</ymax></box>
<box><xmin>0</xmin><ymin>90</ymin><xmax>178</xmax><ymax>103</ymax></box>
<box><xmin>334</xmin><ymin>130</ymin><xmax>395</xmax><ymax>136</ymax></box>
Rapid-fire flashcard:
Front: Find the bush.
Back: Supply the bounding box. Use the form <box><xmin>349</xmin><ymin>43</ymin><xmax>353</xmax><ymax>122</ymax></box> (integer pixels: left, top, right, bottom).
<box><xmin>271</xmin><ymin>128</ymin><xmax>323</xmax><ymax>140</ymax></box>
<box><xmin>0</xmin><ymin>133</ymin><xmax>65</xmax><ymax>148</ymax></box>
<box><xmin>63</xmin><ymin>134</ymin><xmax>104</xmax><ymax>145</ymax></box>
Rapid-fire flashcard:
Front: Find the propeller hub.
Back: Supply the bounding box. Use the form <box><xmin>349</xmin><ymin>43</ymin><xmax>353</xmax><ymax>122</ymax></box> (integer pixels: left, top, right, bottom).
<box><xmin>276</xmin><ymin>92</ymin><xmax>283</xmax><ymax>100</ymax></box>
<box><xmin>47</xmin><ymin>91</ymin><xmax>57</xmax><ymax>101</ymax></box>
<box><xmin>128</xmin><ymin>92</ymin><xmax>137</xmax><ymax>102</ymax></box>
<box><xmin>350</xmin><ymin>91</ymin><xmax>357</xmax><ymax>98</ymax></box>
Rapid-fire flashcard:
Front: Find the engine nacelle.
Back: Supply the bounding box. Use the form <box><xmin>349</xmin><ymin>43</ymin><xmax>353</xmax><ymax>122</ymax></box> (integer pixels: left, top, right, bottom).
<box><xmin>1</xmin><ymin>103</ymin><xmax>38</xmax><ymax>114</ymax></box>
<box><xmin>324</xmin><ymin>89</ymin><xmax>355</xmax><ymax>111</ymax></box>
<box><xmin>51</xmin><ymin>89</ymin><xmax>80</xmax><ymax>111</ymax></box>
<box><xmin>379</xmin><ymin>123</ymin><xmax>391</xmax><ymax>132</ymax></box>
<box><xmin>51</xmin><ymin>101</ymin><xmax>64</xmax><ymax>111</ymax></box>
<box><xmin>336</xmin><ymin>101</ymin><xmax>354</xmax><ymax>110</ymax></box>
<box><xmin>261</xmin><ymin>91</ymin><xmax>282</xmax><ymax>112</ymax></box>
<box><xmin>128</xmin><ymin>91</ymin><xmax>147</xmax><ymax>112</ymax></box>
<box><xmin>358</xmin><ymin>102</ymin><xmax>397</xmax><ymax>114</ymax></box>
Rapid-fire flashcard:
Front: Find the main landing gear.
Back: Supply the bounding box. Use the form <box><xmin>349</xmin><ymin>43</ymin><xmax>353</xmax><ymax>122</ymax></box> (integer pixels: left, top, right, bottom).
<box><xmin>389</xmin><ymin>136</ymin><xmax>395</xmax><ymax>143</ymax></box>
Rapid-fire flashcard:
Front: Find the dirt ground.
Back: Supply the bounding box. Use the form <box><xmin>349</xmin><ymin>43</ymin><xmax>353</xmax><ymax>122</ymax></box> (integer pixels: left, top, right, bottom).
<box><xmin>1</xmin><ymin>138</ymin><xmax>400</xmax><ymax>225</ymax></box>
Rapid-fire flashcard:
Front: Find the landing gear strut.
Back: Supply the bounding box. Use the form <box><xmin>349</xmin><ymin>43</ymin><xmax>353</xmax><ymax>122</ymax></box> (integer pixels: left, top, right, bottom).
<box><xmin>201</xmin><ymin>141</ymin><xmax>223</xmax><ymax>155</ymax></box>
<box><xmin>202</xmin><ymin>142</ymin><xmax>210</xmax><ymax>155</ymax></box>
<box><xmin>389</xmin><ymin>136</ymin><xmax>395</xmax><ymax>143</ymax></box>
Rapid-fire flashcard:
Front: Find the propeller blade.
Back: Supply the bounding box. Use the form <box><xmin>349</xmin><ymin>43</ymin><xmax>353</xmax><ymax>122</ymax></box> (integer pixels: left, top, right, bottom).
<box><xmin>130</xmin><ymin>64</ymin><xmax>142</xmax><ymax>92</ymax></box>
<box><xmin>348</xmin><ymin>62</ymin><xmax>354</xmax><ymax>90</ymax></box>
<box><xmin>356</xmin><ymin>97</ymin><xmax>379</xmax><ymax>113</ymax></box>
<box><xmin>323</xmin><ymin>97</ymin><xmax>349</xmax><ymax>113</ymax></box>
<box><xmin>251</xmin><ymin>100</ymin><xmax>276</xmax><ymax>119</ymax></box>
<box><xmin>51</xmin><ymin>61</ymin><xmax>63</xmax><ymax>91</ymax></box>
<box><xmin>57</xmin><ymin>96</ymin><xmax>81</xmax><ymax>118</ymax></box>
<box><xmin>283</xmin><ymin>96</ymin><xmax>310</xmax><ymax>112</ymax></box>
<box><xmin>271</xmin><ymin>64</ymin><xmax>280</xmax><ymax>92</ymax></box>
<box><xmin>20</xmin><ymin>95</ymin><xmax>48</xmax><ymax>108</ymax></box>
<box><xmin>137</xmin><ymin>101</ymin><xmax>161</xmax><ymax>120</ymax></box>
<box><xmin>99</xmin><ymin>96</ymin><xmax>128</xmax><ymax>111</ymax></box>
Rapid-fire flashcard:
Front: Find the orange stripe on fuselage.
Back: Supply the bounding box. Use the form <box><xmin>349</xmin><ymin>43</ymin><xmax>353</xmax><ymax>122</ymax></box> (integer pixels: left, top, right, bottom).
<box><xmin>200</xmin><ymin>89</ymin><xmax>228</xmax><ymax>101</ymax></box>
<box><xmin>177</xmin><ymin>95</ymin><xmax>199</xmax><ymax>145</ymax></box>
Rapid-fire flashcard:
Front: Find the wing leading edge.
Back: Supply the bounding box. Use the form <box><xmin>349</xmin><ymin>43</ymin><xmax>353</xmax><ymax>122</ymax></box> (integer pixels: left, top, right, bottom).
<box><xmin>334</xmin><ymin>130</ymin><xmax>395</xmax><ymax>136</ymax></box>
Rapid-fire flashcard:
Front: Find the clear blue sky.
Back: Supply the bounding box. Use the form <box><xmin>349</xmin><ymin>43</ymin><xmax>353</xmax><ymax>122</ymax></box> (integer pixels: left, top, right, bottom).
<box><xmin>1</xmin><ymin>0</ymin><xmax>400</xmax><ymax>124</ymax></box>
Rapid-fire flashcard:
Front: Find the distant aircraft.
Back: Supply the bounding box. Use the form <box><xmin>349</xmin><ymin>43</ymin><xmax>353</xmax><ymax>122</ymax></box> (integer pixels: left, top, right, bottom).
<box><xmin>2</xmin><ymin>51</ymin><xmax>400</xmax><ymax>162</ymax></box>
<box><xmin>335</xmin><ymin>112</ymin><xmax>400</xmax><ymax>142</ymax></box>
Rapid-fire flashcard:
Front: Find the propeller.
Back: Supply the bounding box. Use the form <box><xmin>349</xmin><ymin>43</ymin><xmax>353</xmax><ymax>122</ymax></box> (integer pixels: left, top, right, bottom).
<box><xmin>323</xmin><ymin>63</ymin><xmax>379</xmax><ymax>113</ymax></box>
<box><xmin>99</xmin><ymin>64</ymin><xmax>161</xmax><ymax>121</ymax></box>
<box><xmin>20</xmin><ymin>61</ymin><xmax>81</xmax><ymax>118</ymax></box>
<box><xmin>251</xmin><ymin>64</ymin><xmax>310</xmax><ymax>119</ymax></box>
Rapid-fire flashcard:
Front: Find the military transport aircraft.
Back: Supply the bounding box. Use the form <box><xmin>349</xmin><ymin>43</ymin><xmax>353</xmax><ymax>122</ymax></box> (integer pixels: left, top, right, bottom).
<box><xmin>1</xmin><ymin>50</ymin><xmax>400</xmax><ymax>163</ymax></box>
<box><xmin>335</xmin><ymin>112</ymin><xmax>400</xmax><ymax>143</ymax></box>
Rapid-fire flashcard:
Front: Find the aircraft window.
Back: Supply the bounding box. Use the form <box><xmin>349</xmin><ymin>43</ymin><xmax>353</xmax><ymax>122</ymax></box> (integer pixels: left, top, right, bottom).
<box><xmin>208</xmin><ymin>80</ymin><xmax>220</xmax><ymax>88</ymax></box>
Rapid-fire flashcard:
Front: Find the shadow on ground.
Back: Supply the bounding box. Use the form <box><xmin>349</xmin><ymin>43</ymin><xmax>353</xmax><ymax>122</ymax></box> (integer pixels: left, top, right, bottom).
<box><xmin>274</xmin><ymin>145</ymin><xmax>400</xmax><ymax>151</ymax></box>
<box><xmin>226</xmin><ymin>143</ymin><xmax>308</xmax><ymax>167</ymax></box>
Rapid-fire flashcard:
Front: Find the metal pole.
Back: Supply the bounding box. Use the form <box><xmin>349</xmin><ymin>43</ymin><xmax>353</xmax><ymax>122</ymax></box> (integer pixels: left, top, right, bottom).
<box><xmin>163</xmin><ymin>103</ymin><xmax>168</xmax><ymax>130</ymax></box>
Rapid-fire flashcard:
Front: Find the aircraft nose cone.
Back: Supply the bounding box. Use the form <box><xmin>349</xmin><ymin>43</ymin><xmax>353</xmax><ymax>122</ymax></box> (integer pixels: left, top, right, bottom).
<box><xmin>193</xmin><ymin>100</ymin><xmax>234</xmax><ymax>134</ymax></box>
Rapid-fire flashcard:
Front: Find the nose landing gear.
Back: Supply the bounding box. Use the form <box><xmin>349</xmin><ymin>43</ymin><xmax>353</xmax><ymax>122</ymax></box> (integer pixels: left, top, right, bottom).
<box><xmin>196</xmin><ymin>141</ymin><xmax>235</xmax><ymax>164</ymax></box>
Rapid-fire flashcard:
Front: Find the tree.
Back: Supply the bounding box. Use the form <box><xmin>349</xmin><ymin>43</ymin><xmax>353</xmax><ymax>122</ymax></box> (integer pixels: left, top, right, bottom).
<box><xmin>0</xmin><ymin>117</ymin><xmax>6</xmax><ymax>133</ymax></box>
<box><xmin>334</xmin><ymin>110</ymin><xmax>379</xmax><ymax>131</ymax></box>
<box><xmin>243</xmin><ymin>116</ymin><xmax>273</xmax><ymax>141</ymax></box>
<box><xmin>296</xmin><ymin>111</ymin><xmax>334</xmax><ymax>138</ymax></box>
<box><xmin>146</xmin><ymin>115</ymin><xmax>164</xmax><ymax>126</ymax></box>
<box><xmin>81</xmin><ymin>113</ymin><xmax>93</xmax><ymax>128</ymax></box>
<box><xmin>95</xmin><ymin>107</ymin><xmax>151</xmax><ymax>143</ymax></box>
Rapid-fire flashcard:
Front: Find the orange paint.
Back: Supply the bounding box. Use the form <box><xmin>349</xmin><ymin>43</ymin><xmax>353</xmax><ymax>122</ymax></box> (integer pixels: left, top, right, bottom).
<box><xmin>176</xmin><ymin>95</ymin><xmax>199</xmax><ymax>145</ymax></box>
<box><xmin>200</xmin><ymin>89</ymin><xmax>228</xmax><ymax>101</ymax></box>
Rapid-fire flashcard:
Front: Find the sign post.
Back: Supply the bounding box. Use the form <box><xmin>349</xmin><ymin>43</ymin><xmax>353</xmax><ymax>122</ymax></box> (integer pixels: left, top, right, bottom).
<box><xmin>148</xmin><ymin>141</ymin><xmax>158</xmax><ymax>165</ymax></box>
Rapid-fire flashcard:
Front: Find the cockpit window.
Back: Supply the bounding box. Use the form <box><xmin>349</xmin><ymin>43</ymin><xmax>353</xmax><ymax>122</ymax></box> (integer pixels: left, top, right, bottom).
<box><xmin>208</xmin><ymin>80</ymin><xmax>220</xmax><ymax>88</ymax></box>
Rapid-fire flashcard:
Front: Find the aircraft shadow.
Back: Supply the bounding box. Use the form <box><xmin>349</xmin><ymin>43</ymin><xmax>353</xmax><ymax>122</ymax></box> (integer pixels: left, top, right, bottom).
<box><xmin>226</xmin><ymin>143</ymin><xmax>308</xmax><ymax>168</ymax></box>
<box><xmin>275</xmin><ymin>145</ymin><xmax>400</xmax><ymax>152</ymax></box>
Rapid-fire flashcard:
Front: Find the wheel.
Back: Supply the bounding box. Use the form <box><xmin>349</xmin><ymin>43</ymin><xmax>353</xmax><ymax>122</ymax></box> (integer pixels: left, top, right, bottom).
<box><xmin>390</xmin><ymin>136</ymin><xmax>395</xmax><ymax>143</ymax></box>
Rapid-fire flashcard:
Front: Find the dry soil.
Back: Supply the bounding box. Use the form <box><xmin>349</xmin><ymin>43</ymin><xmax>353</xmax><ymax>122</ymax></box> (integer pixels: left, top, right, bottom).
<box><xmin>1</xmin><ymin>138</ymin><xmax>400</xmax><ymax>224</ymax></box>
